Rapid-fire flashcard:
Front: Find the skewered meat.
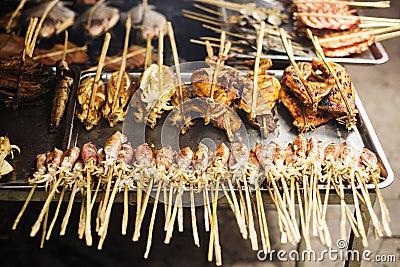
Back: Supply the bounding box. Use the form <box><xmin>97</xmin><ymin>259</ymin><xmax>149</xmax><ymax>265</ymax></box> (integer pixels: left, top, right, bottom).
<box><xmin>281</xmin><ymin>61</ymin><xmax>332</xmax><ymax>107</ymax></box>
<box><xmin>280</xmin><ymin>84</ymin><xmax>332</xmax><ymax>131</ymax></box>
<box><xmin>238</xmin><ymin>67</ymin><xmax>281</xmax><ymax>134</ymax></box>
<box><xmin>73</xmin><ymin>2</ymin><xmax>120</xmax><ymax>38</ymax></box>
<box><xmin>133</xmin><ymin>64</ymin><xmax>176</xmax><ymax>129</ymax></box>
<box><xmin>295</xmin><ymin>1</ymin><xmax>360</xmax><ymax>30</ymax></box>
<box><xmin>124</xmin><ymin>3</ymin><xmax>168</xmax><ymax>41</ymax></box>
<box><xmin>76</xmin><ymin>77</ymin><xmax>107</xmax><ymax>130</ymax></box>
<box><xmin>323</xmin><ymin>39</ymin><xmax>374</xmax><ymax>57</ymax></box>
<box><xmin>102</xmin><ymin>71</ymin><xmax>133</xmax><ymax>126</ymax></box>
<box><xmin>23</xmin><ymin>1</ymin><xmax>75</xmax><ymax>38</ymax></box>
<box><xmin>50</xmin><ymin>59</ymin><xmax>74</xmax><ymax>131</ymax></box>
<box><xmin>316</xmin><ymin>61</ymin><xmax>357</xmax><ymax>117</ymax></box>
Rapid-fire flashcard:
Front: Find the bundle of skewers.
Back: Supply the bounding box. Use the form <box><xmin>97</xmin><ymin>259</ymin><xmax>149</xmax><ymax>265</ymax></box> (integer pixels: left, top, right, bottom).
<box><xmin>13</xmin><ymin>131</ymin><xmax>391</xmax><ymax>265</ymax></box>
<box><xmin>292</xmin><ymin>0</ymin><xmax>400</xmax><ymax>57</ymax></box>
<box><xmin>76</xmin><ymin>16</ymin><xmax>134</xmax><ymax>130</ymax></box>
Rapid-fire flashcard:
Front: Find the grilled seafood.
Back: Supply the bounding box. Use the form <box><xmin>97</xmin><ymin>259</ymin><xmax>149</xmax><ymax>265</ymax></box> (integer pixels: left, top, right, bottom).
<box><xmin>102</xmin><ymin>71</ymin><xmax>133</xmax><ymax>126</ymax></box>
<box><xmin>49</xmin><ymin>59</ymin><xmax>74</xmax><ymax>131</ymax></box>
<box><xmin>124</xmin><ymin>3</ymin><xmax>168</xmax><ymax>41</ymax></box>
<box><xmin>133</xmin><ymin>64</ymin><xmax>177</xmax><ymax>128</ymax></box>
<box><xmin>280</xmin><ymin>59</ymin><xmax>357</xmax><ymax>131</ymax></box>
<box><xmin>16</xmin><ymin>132</ymin><xmax>391</xmax><ymax>264</ymax></box>
<box><xmin>23</xmin><ymin>1</ymin><xmax>75</xmax><ymax>38</ymax></box>
<box><xmin>0</xmin><ymin>136</ymin><xmax>20</xmax><ymax>177</ymax></box>
<box><xmin>76</xmin><ymin>77</ymin><xmax>106</xmax><ymax>130</ymax></box>
<box><xmin>73</xmin><ymin>1</ymin><xmax>120</xmax><ymax>38</ymax></box>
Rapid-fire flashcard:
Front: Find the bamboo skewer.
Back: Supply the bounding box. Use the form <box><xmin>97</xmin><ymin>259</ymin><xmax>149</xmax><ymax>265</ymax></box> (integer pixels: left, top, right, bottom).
<box><xmin>28</xmin><ymin>0</ymin><xmax>60</xmax><ymax>57</ymax></box>
<box><xmin>294</xmin><ymin>12</ymin><xmax>400</xmax><ymax>24</ymax></box>
<box><xmin>164</xmin><ymin>184</ymin><xmax>174</xmax><ymax>231</ymax></box>
<box><xmin>190</xmin><ymin>39</ymin><xmax>244</xmax><ymax>53</ymax></box>
<box><xmin>33</xmin><ymin>46</ymin><xmax>88</xmax><ymax>60</ymax></box>
<box><xmin>182</xmin><ymin>9</ymin><xmax>224</xmax><ymax>23</ymax></box>
<box><xmin>60</xmin><ymin>182</ymin><xmax>78</xmax><ymax>236</ymax></box>
<box><xmin>183</xmin><ymin>13</ymin><xmax>225</xmax><ymax>27</ymax></box>
<box><xmin>349</xmin><ymin>170</ymin><xmax>368</xmax><ymax>247</ymax></box>
<box><xmin>121</xmin><ymin>184</ymin><xmax>129</xmax><ymax>235</ymax></box>
<box><xmin>293</xmin><ymin>0</ymin><xmax>390</xmax><ymax>8</ymax></box>
<box><xmin>190</xmin><ymin>184</ymin><xmax>200</xmax><ymax>247</ymax></box>
<box><xmin>6</xmin><ymin>0</ymin><xmax>28</xmax><ymax>33</ymax></box>
<box><xmin>78</xmin><ymin>198</ymin><xmax>86</xmax><ymax>239</ymax></box>
<box><xmin>132</xmin><ymin>177</ymin><xmax>154</xmax><ymax>241</ymax></box>
<box><xmin>86</xmin><ymin>33</ymin><xmax>111</xmax><ymax>128</ymax></box>
<box><xmin>13</xmin><ymin>184</ymin><xmax>37</xmax><ymax>230</ymax></box>
<box><xmin>227</xmin><ymin>178</ymin><xmax>247</xmax><ymax>238</ymax></box>
<box><xmin>110</xmin><ymin>15</ymin><xmax>131</xmax><ymax>116</ymax></box>
<box><xmin>30</xmin><ymin>177</ymin><xmax>63</xmax><ymax>237</ymax></box>
<box><xmin>193</xmin><ymin>3</ymin><xmax>224</xmax><ymax>17</ymax></box>
<box><xmin>83</xmin><ymin>48</ymin><xmax>147</xmax><ymax>73</ymax></box>
<box><xmin>45</xmin><ymin>186</ymin><xmax>66</xmax><ymax>240</ymax></box>
<box><xmin>144</xmin><ymin>182</ymin><xmax>162</xmax><ymax>258</ymax></box>
<box><xmin>40</xmin><ymin>210</ymin><xmax>49</xmax><ymax>248</ymax></box>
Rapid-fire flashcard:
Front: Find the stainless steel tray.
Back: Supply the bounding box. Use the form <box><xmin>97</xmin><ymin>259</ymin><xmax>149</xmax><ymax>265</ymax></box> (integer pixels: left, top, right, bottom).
<box><xmin>219</xmin><ymin>0</ymin><xmax>389</xmax><ymax>64</ymax></box>
<box><xmin>62</xmin><ymin>69</ymin><xmax>393</xmax><ymax>190</ymax></box>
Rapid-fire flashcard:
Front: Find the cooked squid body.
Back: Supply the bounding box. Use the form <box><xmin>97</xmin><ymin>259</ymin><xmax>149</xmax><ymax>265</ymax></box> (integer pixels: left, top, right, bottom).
<box><xmin>76</xmin><ymin>77</ymin><xmax>106</xmax><ymax>130</ymax></box>
<box><xmin>133</xmin><ymin>64</ymin><xmax>176</xmax><ymax>128</ymax></box>
<box><xmin>102</xmin><ymin>71</ymin><xmax>133</xmax><ymax>126</ymax></box>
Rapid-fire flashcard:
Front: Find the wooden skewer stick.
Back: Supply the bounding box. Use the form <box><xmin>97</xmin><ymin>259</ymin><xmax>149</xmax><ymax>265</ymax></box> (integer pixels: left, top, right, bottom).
<box><xmin>110</xmin><ymin>15</ymin><xmax>131</xmax><ymax>116</ymax></box>
<box><xmin>40</xmin><ymin>210</ymin><xmax>49</xmax><ymax>249</ymax></box>
<box><xmin>86</xmin><ymin>33</ymin><xmax>111</xmax><ymax>128</ymax></box>
<box><xmin>190</xmin><ymin>184</ymin><xmax>200</xmax><ymax>247</ymax></box>
<box><xmin>193</xmin><ymin>3</ymin><xmax>224</xmax><ymax>17</ymax></box>
<box><xmin>183</xmin><ymin>14</ymin><xmax>225</xmax><ymax>27</ymax></box>
<box><xmin>375</xmin><ymin>30</ymin><xmax>400</xmax><ymax>42</ymax></box>
<box><xmin>85</xmin><ymin>161</ymin><xmax>94</xmax><ymax>246</ymax></box>
<box><xmin>256</xmin><ymin>182</ymin><xmax>270</xmax><ymax>254</ymax></box>
<box><xmin>280</xmin><ymin>28</ymin><xmax>316</xmax><ymax>110</ymax></box>
<box><xmin>164</xmin><ymin>186</ymin><xmax>183</xmax><ymax>244</ymax></box>
<box><xmin>86</xmin><ymin>0</ymin><xmax>105</xmax><ymax>33</ymax></box>
<box><xmin>355</xmin><ymin>171</ymin><xmax>384</xmax><ymax>236</ymax></box>
<box><xmin>296</xmin><ymin>182</ymin><xmax>311</xmax><ymax>249</ymax></box>
<box><xmin>45</xmin><ymin>186</ymin><xmax>66</xmax><ymax>240</ymax></box>
<box><xmin>144</xmin><ymin>36</ymin><xmax>152</xmax><ymax>70</ymax></box>
<box><xmin>60</xmin><ymin>182</ymin><xmax>79</xmax><ymax>236</ymax></box>
<box><xmin>294</xmin><ymin>12</ymin><xmax>400</xmax><ymax>23</ymax></box>
<box><xmin>6</xmin><ymin>0</ymin><xmax>28</xmax><ymax>33</ymax></box>
<box><xmin>33</xmin><ymin>46</ymin><xmax>88</xmax><ymax>60</ymax></box>
<box><xmin>13</xmin><ymin>184</ymin><xmax>37</xmax><ymax>230</ymax></box>
<box><xmin>227</xmin><ymin>178</ymin><xmax>247</xmax><ymax>238</ymax></box>
<box><xmin>208</xmin><ymin>170</ymin><xmax>222</xmax><ymax>263</ymax></box>
<box><xmin>371</xmin><ymin>175</ymin><xmax>391</xmax><ymax>236</ymax></box>
<box><xmin>28</xmin><ymin>0</ymin><xmax>60</xmax><ymax>57</ymax></box>
<box><xmin>292</xmin><ymin>0</ymin><xmax>390</xmax><ymax>8</ymax></box>
<box><xmin>132</xmin><ymin>176</ymin><xmax>154</xmax><ymax>241</ymax></box>
<box><xmin>30</xmin><ymin>177</ymin><xmax>63</xmax><ymax>237</ymax></box>
<box><xmin>182</xmin><ymin>9</ymin><xmax>223</xmax><ymax>23</ymax></box>
<box><xmin>349</xmin><ymin>170</ymin><xmax>368</xmax><ymax>247</ymax></box>
<box><xmin>78</xmin><ymin>198</ymin><xmax>86</xmax><ymax>239</ymax></box>
<box><xmin>319</xmin><ymin>26</ymin><xmax>400</xmax><ymax>43</ymax></box>
<box><xmin>99</xmin><ymin>166</ymin><xmax>113</xmax><ymax>228</ymax></box>
<box><xmin>251</xmin><ymin>21</ymin><xmax>265</xmax><ymax>114</ymax></box>
<box><xmin>164</xmin><ymin>183</ymin><xmax>174</xmax><ymax>231</ymax></box>
<box><xmin>98</xmin><ymin>172</ymin><xmax>123</xmax><ymax>249</ymax></box>
<box><xmin>22</xmin><ymin>18</ymin><xmax>38</xmax><ymax>62</ymax></box>
<box><xmin>203</xmin><ymin>186</ymin><xmax>211</xmax><ymax>232</ymax></box>
<box><xmin>144</xmin><ymin>182</ymin><xmax>162</xmax><ymax>258</ymax></box>
<box><xmin>243</xmin><ymin>173</ymin><xmax>258</xmax><ymax>250</ymax></box>
<box><xmin>167</xmin><ymin>21</ymin><xmax>187</xmax><ymax>132</ymax></box>
<box><xmin>133</xmin><ymin>174</ymin><xmax>144</xmax><ymax>238</ymax></box>
<box><xmin>83</xmin><ymin>48</ymin><xmax>147</xmax><ymax>73</ymax></box>
<box><xmin>122</xmin><ymin>184</ymin><xmax>129</xmax><ymax>235</ymax></box>
<box><xmin>190</xmin><ymin>39</ymin><xmax>243</xmax><ymax>53</ymax></box>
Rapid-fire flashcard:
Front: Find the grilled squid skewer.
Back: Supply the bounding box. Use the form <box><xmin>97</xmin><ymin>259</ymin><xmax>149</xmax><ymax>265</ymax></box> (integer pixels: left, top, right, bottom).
<box><xmin>146</xmin><ymin>146</ymin><xmax>174</xmax><ymax>257</ymax></box>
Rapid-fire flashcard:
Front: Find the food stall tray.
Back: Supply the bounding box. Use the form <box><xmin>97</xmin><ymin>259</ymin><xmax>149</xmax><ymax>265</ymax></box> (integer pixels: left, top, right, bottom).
<box><xmin>60</xmin><ymin>69</ymin><xmax>393</xmax><ymax>191</ymax></box>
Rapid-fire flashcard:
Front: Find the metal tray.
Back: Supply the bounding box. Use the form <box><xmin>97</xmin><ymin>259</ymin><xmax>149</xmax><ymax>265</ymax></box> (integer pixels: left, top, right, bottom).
<box><xmin>219</xmin><ymin>0</ymin><xmax>389</xmax><ymax>64</ymax></box>
<box><xmin>61</xmin><ymin>68</ymin><xmax>393</xmax><ymax>190</ymax></box>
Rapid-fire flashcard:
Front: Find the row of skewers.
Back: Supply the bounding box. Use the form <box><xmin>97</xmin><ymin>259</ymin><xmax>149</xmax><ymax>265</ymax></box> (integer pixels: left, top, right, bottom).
<box><xmin>293</xmin><ymin>0</ymin><xmax>400</xmax><ymax>57</ymax></box>
<box><xmin>13</xmin><ymin>131</ymin><xmax>391</xmax><ymax>265</ymax></box>
<box><xmin>186</xmin><ymin>0</ymin><xmax>400</xmax><ymax>58</ymax></box>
